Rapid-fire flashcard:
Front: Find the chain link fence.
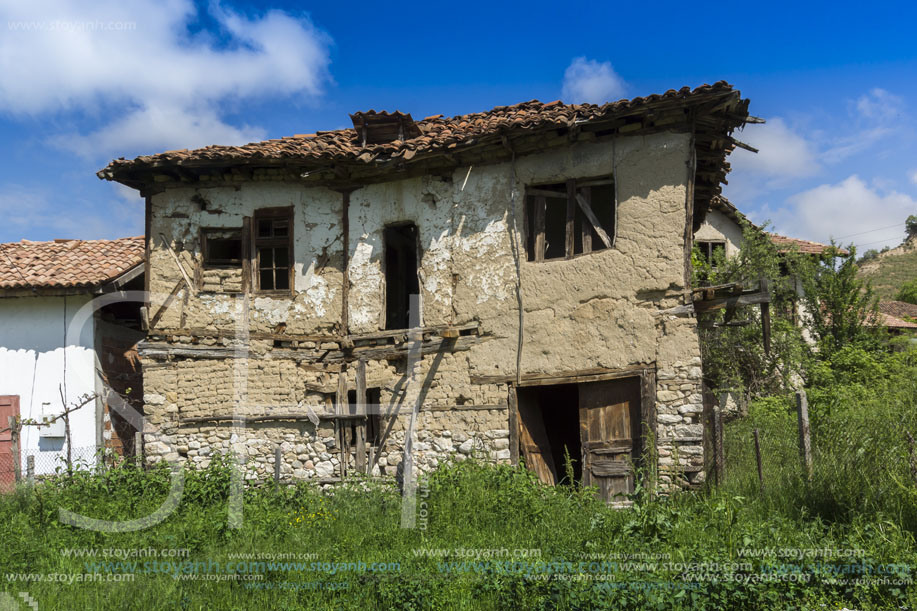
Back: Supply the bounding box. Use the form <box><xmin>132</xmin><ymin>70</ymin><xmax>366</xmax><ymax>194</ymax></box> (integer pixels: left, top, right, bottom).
<box><xmin>1</xmin><ymin>445</ymin><xmax>107</xmax><ymax>489</ymax></box>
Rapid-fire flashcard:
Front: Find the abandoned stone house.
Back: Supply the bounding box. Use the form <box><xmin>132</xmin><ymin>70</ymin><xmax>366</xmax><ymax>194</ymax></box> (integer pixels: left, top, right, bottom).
<box><xmin>98</xmin><ymin>82</ymin><xmax>752</xmax><ymax>500</ymax></box>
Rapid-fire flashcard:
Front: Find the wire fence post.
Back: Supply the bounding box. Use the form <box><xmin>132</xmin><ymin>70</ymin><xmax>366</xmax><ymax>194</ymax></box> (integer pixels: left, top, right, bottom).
<box><xmin>26</xmin><ymin>455</ymin><xmax>34</xmax><ymax>482</ymax></box>
<box><xmin>713</xmin><ymin>408</ymin><xmax>724</xmax><ymax>486</ymax></box>
<box><xmin>753</xmin><ymin>428</ymin><xmax>764</xmax><ymax>492</ymax></box>
<box><xmin>135</xmin><ymin>431</ymin><xmax>144</xmax><ymax>468</ymax></box>
<box><xmin>9</xmin><ymin>416</ymin><xmax>21</xmax><ymax>483</ymax></box>
<box><xmin>274</xmin><ymin>445</ymin><xmax>281</xmax><ymax>489</ymax></box>
<box><xmin>796</xmin><ymin>390</ymin><xmax>812</xmax><ymax>480</ymax></box>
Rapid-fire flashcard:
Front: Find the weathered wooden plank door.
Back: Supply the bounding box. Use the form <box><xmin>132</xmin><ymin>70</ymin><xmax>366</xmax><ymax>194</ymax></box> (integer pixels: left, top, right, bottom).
<box><xmin>579</xmin><ymin>378</ymin><xmax>642</xmax><ymax>502</ymax></box>
<box><xmin>517</xmin><ymin>401</ymin><xmax>557</xmax><ymax>486</ymax></box>
<box><xmin>0</xmin><ymin>395</ymin><xmax>20</xmax><ymax>491</ymax></box>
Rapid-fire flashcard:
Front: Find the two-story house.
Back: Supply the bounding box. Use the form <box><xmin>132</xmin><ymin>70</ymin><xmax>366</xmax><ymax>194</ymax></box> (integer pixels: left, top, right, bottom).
<box><xmin>98</xmin><ymin>82</ymin><xmax>751</xmax><ymax>499</ymax></box>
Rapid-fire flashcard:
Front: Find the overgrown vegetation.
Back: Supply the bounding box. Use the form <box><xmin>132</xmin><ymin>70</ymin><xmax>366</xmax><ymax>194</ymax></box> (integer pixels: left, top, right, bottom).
<box><xmin>693</xmin><ymin>221</ymin><xmax>882</xmax><ymax>396</ymax></box>
<box><xmin>896</xmin><ymin>278</ymin><xmax>917</xmax><ymax>305</ymax></box>
<box><xmin>2</xmin><ymin>405</ymin><xmax>917</xmax><ymax>611</ymax></box>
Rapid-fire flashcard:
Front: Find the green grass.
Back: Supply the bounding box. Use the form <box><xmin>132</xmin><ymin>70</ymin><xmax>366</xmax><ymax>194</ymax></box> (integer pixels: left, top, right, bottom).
<box><xmin>859</xmin><ymin>244</ymin><xmax>917</xmax><ymax>300</ymax></box>
<box><xmin>2</xmin><ymin>346</ymin><xmax>917</xmax><ymax>609</ymax></box>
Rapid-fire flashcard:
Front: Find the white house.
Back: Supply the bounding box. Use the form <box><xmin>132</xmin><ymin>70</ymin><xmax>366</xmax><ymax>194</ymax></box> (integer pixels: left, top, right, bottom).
<box><xmin>0</xmin><ymin>237</ymin><xmax>144</xmax><ymax>481</ymax></box>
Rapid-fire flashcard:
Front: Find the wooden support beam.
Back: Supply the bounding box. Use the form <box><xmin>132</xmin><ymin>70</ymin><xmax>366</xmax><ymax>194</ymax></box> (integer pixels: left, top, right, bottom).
<box><xmin>525</xmin><ymin>187</ymin><xmax>567</xmax><ymax>199</ymax></box>
<box><xmin>337</xmin><ymin>367</ymin><xmax>348</xmax><ymax>478</ymax></box>
<box><xmin>159</xmin><ymin>234</ymin><xmax>196</xmax><ymax>295</ymax></box>
<box><xmin>179</xmin><ymin>413</ymin><xmax>368</xmax><ymax>425</ymax></box>
<box><xmin>472</xmin><ymin>363</ymin><xmax>651</xmax><ymax>386</ymax></box>
<box><xmin>148</xmin><ymin>280</ymin><xmax>185</xmax><ymax>329</ymax></box>
<box><xmin>692</xmin><ymin>290</ymin><xmax>771</xmax><ymax>314</ymax></box>
<box><xmin>355</xmin><ymin>359</ymin><xmax>367</xmax><ymax>474</ymax></box>
<box><xmin>508</xmin><ymin>385</ymin><xmax>519</xmax><ymax>466</ymax></box>
<box><xmin>533</xmin><ymin>195</ymin><xmax>546</xmax><ymax>262</ymax></box>
<box><xmin>727</xmin><ymin>136</ymin><xmax>759</xmax><ymax>153</ymax></box>
<box><xmin>565</xmin><ymin>180</ymin><xmax>576</xmax><ymax>259</ymax></box>
<box><xmin>241</xmin><ymin>216</ymin><xmax>252</xmax><ymax>293</ymax></box>
<box><xmin>580</xmin><ymin>186</ymin><xmax>592</xmax><ymax>254</ymax></box>
<box><xmin>575</xmin><ymin>193</ymin><xmax>612</xmax><ymax>248</ymax></box>
<box><xmin>340</xmin><ymin>191</ymin><xmax>350</xmax><ymax>336</ymax></box>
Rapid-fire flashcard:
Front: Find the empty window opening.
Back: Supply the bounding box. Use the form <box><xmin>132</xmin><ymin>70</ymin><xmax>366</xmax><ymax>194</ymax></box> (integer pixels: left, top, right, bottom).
<box><xmin>254</xmin><ymin>209</ymin><xmax>292</xmax><ymax>292</ymax></box>
<box><xmin>202</xmin><ymin>229</ymin><xmax>242</xmax><ymax>267</ymax></box>
<box><xmin>348</xmin><ymin>388</ymin><xmax>382</xmax><ymax>447</ymax></box>
<box><xmin>696</xmin><ymin>240</ymin><xmax>725</xmax><ymax>265</ymax></box>
<box><xmin>525</xmin><ymin>177</ymin><xmax>615</xmax><ymax>262</ymax></box>
<box><xmin>384</xmin><ymin>223</ymin><xmax>420</xmax><ymax>330</ymax></box>
<box><xmin>517</xmin><ymin>384</ymin><xmax>582</xmax><ymax>485</ymax></box>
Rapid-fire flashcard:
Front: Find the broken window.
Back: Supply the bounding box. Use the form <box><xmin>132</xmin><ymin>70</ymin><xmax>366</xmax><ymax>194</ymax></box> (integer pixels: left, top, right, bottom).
<box><xmin>201</xmin><ymin>228</ymin><xmax>243</xmax><ymax>267</ymax></box>
<box><xmin>254</xmin><ymin>208</ymin><xmax>292</xmax><ymax>292</ymax></box>
<box><xmin>384</xmin><ymin>223</ymin><xmax>421</xmax><ymax>330</ymax></box>
<box><xmin>524</xmin><ymin>177</ymin><xmax>615</xmax><ymax>262</ymax></box>
<box><xmin>696</xmin><ymin>240</ymin><xmax>726</xmax><ymax>265</ymax></box>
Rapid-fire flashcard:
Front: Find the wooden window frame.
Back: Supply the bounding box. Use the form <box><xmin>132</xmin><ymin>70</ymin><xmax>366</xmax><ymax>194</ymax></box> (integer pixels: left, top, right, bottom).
<box><xmin>252</xmin><ymin>207</ymin><xmax>294</xmax><ymax>295</ymax></box>
<box><xmin>200</xmin><ymin>227</ymin><xmax>244</xmax><ymax>269</ymax></box>
<box><xmin>696</xmin><ymin>240</ymin><xmax>726</xmax><ymax>265</ymax></box>
<box><xmin>524</xmin><ymin>176</ymin><xmax>616</xmax><ymax>262</ymax></box>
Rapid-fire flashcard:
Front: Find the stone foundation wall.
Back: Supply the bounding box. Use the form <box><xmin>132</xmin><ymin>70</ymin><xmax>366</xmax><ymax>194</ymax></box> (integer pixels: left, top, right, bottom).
<box><xmin>655</xmin><ymin>357</ymin><xmax>705</xmax><ymax>489</ymax></box>
<box><xmin>140</xmin><ymin>347</ymin><xmax>512</xmax><ymax>482</ymax></box>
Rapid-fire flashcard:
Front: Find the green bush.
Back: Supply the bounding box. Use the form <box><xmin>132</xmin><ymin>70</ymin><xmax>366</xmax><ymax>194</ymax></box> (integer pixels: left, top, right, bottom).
<box><xmin>896</xmin><ymin>278</ymin><xmax>917</xmax><ymax>305</ymax></box>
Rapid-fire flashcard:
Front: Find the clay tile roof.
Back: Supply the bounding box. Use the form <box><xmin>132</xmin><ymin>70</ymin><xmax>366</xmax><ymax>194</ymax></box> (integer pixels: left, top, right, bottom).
<box><xmin>879</xmin><ymin>300</ymin><xmax>917</xmax><ymax>320</ymax></box>
<box><xmin>0</xmin><ymin>237</ymin><xmax>144</xmax><ymax>290</ymax></box>
<box><xmin>768</xmin><ymin>233</ymin><xmax>849</xmax><ymax>256</ymax></box>
<box><xmin>97</xmin><ymin>82</ymin><xmax>745</xmax><ymax>181</ymax></box>
<box><xmin>875</xmin><ymin>311</ymin><xmax>917</xmax><ymax>329</ymax></box>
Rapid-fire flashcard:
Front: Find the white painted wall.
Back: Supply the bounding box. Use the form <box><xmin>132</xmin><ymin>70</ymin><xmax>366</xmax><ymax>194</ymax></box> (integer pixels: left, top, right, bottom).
<box><xmin>0</xmin><ymin>295</ymin><xmax>99</xmax><ymax>475</ymax></box>
<box><xmin>694</xmin><ymin>208</ymin><xmax>744</xmax><ymax>258</ymax></box>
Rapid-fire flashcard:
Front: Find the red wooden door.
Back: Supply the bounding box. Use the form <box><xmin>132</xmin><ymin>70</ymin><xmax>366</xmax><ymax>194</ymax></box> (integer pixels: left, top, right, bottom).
<box><xmin>0</xmin><ymin>395</ymin><xmax>20</xmax><ymax>491</ymax></box>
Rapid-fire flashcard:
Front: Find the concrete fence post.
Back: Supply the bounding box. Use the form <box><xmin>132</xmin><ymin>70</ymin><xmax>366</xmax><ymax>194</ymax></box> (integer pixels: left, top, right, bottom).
<box><xmin>796</xmin><ymin>390</ymin><xmax>812</xmax><ymax>480</ymax></box>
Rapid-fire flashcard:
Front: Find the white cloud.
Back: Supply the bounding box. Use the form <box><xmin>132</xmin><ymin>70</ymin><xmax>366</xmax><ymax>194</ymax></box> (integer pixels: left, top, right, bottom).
<box><xmin>768</xmin><ymin>175</ymin><xmax>917</xmax><ymax>251</ymax></box>
<box><xmin>910</xmin><ymin>169</ymin><xmax>917</xmax><ymax>186</ymax></box>
<box><xmin>0</xmin><ymin>0</ymin><xmax>331</xmax><ymax>157</ymax></box>
<box><xmin>561</xmin><ymin>57</ymin><xmax>626</xmax><ymax>104</ymax></box>
<box><xmin>856</xmin><ymin>88</ymin><xmax>904</xmax><ymax>123</ymax></box>
<box><xmin>731</xmin><ymin>118</ymin><xmax>821</xmax><ymax>181</ymax></box>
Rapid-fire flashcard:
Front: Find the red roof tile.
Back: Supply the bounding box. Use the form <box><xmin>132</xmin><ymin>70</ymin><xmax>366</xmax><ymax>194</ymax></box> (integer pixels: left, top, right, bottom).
<box><xmin>876</xmin><ymin>311</ymin><xmax>917</xmax><ymax>329</ymax></box>
<box><xmin>0</xmin><ymin>237</ymin><xmax>144</xmax><ymax>290</ymax></box>
<box><xmin>98</xmin><ymin>82</ymin><xmax>745</xmax><ymax>179</ymax></box>
<box><xmin>879</xmin><ymin>300</ymin><xmax>917</xmax><ymax>320</ymax></box>
<box><xmin>768</xmin><ymin>233</ymin><xmax>849</xmax><ymax>256</ymax></box>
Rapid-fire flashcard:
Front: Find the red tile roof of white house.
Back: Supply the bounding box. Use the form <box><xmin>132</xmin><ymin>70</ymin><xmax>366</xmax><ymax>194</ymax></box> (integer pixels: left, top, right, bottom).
<box><xmin>0</xmin><ymin>237</ymin><xmax>144</xmax><ymax>290</ymax></box>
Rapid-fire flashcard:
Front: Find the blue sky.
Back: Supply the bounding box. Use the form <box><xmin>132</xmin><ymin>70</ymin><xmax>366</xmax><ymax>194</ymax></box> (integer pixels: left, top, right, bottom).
<box><xmin>1</xmin><ymin>0</ymin><xmax>915</xmax><ymax>252</ymax></box>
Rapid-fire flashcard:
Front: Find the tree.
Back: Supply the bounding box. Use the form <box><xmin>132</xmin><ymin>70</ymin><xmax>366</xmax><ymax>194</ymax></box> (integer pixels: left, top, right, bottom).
<box><xmin>799</xmin><ymin>243</ymin><xmax>880</xmax><ymax>356</ymax></box>
<box><xmin>907</xmin><ymin>215</ymin><xmax>917</xmax><ymax>240</ymax></box>
<box><xmin>896</xmin><ymin>278</ymin><xmax>917</xmax><ymax>305</ymax></box>
<box><xmin>693</xmin><ymin>221</ymin><xmax>810</xmax><ymax>395</ymax></box>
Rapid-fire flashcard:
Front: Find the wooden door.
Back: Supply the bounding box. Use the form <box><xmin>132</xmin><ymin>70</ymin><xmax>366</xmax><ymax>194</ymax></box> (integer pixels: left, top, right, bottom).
<box><xmin>518</xmin><ymin>401</ymin><xmax>557</xmax><ymax>486</ymax></box>
<box><xmin>0</xmin><ymin>395</ymin><xmax>20</xmax><ymax>491</ymax></box>
<box><xmin>579</xmin><ymin>378</ymin><xmax>642</xmax><ymax>502</ymax></box>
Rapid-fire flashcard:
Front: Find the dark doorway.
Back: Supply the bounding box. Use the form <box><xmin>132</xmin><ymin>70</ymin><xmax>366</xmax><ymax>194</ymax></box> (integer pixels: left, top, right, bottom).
<box><xmin>384</xmin><ymin>223</ymin><xmax>421</xmax><ymax>330</ymax></box>
<box><xmin>517</xmin><ymin>384</ymin><xmax>582</xmax><ymax>485</ymax></box>
<box><xmin>516</xmin><ymin>376</ymin><xmax>645</xmax><ymax>503</ymax></box>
